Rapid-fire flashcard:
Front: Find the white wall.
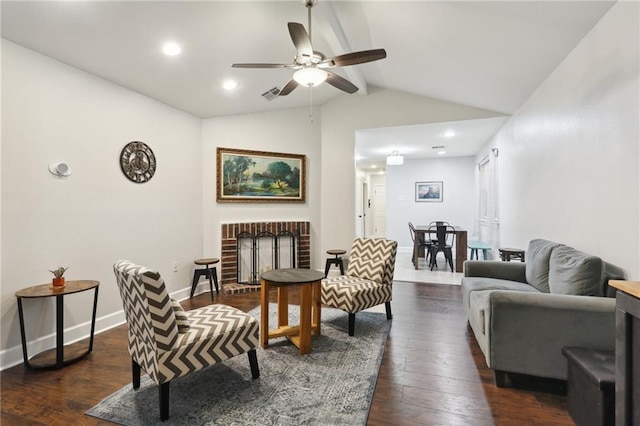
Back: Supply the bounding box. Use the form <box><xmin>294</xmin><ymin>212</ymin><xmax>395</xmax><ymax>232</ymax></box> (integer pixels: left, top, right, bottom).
<box><xmin>201</xmin><ymin>108</ymin><xmax>321</xmax><ymax>266</ymax></box>
<box><xmin>386</xmin><ymin>156</ymin><xmax>475</xmax><ymax>250</ymax></box>
<box><xmin>1</xmin><ymin>41</ymin><xmax>203</xmax><ymax>367</ymax></box>
<box><xmin>480</xmin><ymin>2</ymin><xmax>640</xmax><ymax>278</ymax></box>
<box><xmin>319</xmin><ymin>87</ymin><xmax>503</xmax><ymax>266</ymax></box>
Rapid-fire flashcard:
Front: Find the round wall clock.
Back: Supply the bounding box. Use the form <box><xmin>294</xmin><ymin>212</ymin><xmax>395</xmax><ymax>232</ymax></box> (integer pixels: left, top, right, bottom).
<box><xmin>120</xmin><ymin>141</ymin><xmax>156</xmax><ymax>183</ymax></box>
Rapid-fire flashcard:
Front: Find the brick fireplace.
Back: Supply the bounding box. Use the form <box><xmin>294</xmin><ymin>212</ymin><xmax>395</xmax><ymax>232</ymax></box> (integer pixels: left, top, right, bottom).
<box><xmin>220</xmin><ymin>221</ymin><xmax>310</xmax><ymax>294</ymax></box>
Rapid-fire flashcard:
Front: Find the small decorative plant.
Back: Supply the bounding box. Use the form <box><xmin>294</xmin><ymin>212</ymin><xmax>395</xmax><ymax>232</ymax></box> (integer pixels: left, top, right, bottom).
<box><xmin>49</xmin><ymin>266</ymin><xmax>68</xmax><ymax>278</ymax></box>
<box><xmin>49</xmin><ymin>266</ymin><xmax>68</xmax><ymax>287</ymax></box>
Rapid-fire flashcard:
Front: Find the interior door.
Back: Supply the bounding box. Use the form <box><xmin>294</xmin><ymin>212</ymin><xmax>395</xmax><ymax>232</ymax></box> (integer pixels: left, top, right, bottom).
<box><xmin>362</xmin><ymin>181</ymin><xmax>368</xmax><ymax>236</ymax></box>
<box><xmin>374</xmin><ymin>184</ymin><xmax>386</xmax><ymax>237</ymax></box>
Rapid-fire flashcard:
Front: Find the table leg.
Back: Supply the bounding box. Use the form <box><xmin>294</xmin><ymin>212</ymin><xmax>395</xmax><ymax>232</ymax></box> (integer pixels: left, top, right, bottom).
<box><xmin>56</xmin><ymin>295</ymin><xmax>64</xmax><ymax>369</ymax></box>
<box><xmin>414</xmin><ymin>240</ymin><xmax>419</xmax><ymax>270</ymax></box>
<box><xmin>455</xmin><ymin>230</ymin><xmax>467</xmax><ymax>273</ymax></box>
<box><xmin>17</xmin><ymin>298</ymin><xmax>31</xmax><ymax>368</ymax></box>
<box><xmin>312</xmin><ymin>280</ymin><xmax>321</xmax><ymax>336</ymax></box>
<box><xmin>89</xmin><ymin>286</ymin><xmax>99</xmax><ymax>352</ymax></box>
<box><xmin>260</xmin><ymin>279</ymin><xmax>269</xmax><ymax>348</ymax></box>
<box><xmin>277</xmin><ymin>287</ymin><xmax>289</xmax><ymax>327</ymax></box>
<box><xmin>299</xmin><ymin>283</ymin><xmax>312</xmax><ymax>355</ymax></box>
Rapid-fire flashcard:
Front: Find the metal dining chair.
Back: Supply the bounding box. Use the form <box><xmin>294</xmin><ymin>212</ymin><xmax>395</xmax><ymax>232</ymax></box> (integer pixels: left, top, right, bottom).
<box><xmin>428</xmin><ymin>224</ymin><xmax>455</xmax><ymax>272</ymax></box>
<box><xmin>409</xmin><ymin>222</ymin><xmax>432</xmax><ymax>266</ymax></box>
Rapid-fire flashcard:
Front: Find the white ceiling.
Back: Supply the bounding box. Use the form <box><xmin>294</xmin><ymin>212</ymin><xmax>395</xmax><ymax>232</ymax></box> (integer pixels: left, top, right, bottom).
<box><xmin>1</xmin><ymin>0</ymin><xmax>615</xmax><ymax>165</ymax></box>
<box><xmin>356</xmin><ymin>116</ymin><xmax>509</xmax><ymax>169</ymax></box>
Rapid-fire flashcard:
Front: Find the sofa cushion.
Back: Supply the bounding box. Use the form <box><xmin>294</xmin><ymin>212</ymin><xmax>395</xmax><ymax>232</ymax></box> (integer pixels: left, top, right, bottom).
<box><xmin>548</xmin><ymin>246</ymin><xmax>604</xmax><ymax>296</ymax></box>
<box><xmin>461</xmin><ymin>277</ymin><xmax>540</xmax><ymax>309</ymax></box>
<box><xmin>525</xmin><ymin>239</ymin><xmax>563</xmax><ymax>293</ymax></box>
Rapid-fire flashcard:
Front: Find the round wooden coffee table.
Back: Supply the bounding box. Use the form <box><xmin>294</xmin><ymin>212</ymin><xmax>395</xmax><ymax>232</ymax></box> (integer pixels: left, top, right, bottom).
<box><xmin>260</xmin><ymin>268</ymin><xmax>325</xmax><ymax>355</ymax></box>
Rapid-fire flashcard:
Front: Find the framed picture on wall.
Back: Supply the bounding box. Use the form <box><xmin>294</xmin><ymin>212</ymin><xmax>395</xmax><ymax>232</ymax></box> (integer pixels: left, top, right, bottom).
<box><xmin>415</xmin><ymin>181</ymin><xmax>443</xmax><ymax>202</ymax></box>
<box><xmin>216</xmin><ymin>147</ymin><xmax>306</xmax><ymax>203</ymax></box>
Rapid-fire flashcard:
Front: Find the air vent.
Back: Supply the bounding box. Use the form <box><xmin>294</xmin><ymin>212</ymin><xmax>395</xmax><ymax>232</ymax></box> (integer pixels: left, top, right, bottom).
<box><xmin>261</xmin><ymin>87</ymin><xmax>280</xmax><ymax>101</ymax></box>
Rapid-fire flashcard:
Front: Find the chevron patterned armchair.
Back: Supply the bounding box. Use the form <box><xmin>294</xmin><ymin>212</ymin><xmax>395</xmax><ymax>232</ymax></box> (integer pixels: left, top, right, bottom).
<box><xmin>113</xmin><ymin>260</ymin><xmax>260</xmax><ymax>421</ymax></box>
<box><xmin>321</xmin><ymin>238</ymin><xmax>398</xmax><ymax>336</ymax></box>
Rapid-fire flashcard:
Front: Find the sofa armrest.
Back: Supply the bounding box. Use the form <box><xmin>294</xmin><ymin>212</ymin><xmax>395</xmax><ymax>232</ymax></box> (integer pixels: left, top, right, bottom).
<box><xmin>464</xmin><ymin>260</ymin><xmax>527</xmax><ymax>283</ymax></box>
<box><xmin>488</xmin><ymin>291</ymin><xmax>615</xmax><ymax>380</ymax></box>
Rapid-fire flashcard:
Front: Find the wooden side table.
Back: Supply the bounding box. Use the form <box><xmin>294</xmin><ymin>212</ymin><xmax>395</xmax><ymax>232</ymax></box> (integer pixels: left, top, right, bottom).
<box><xmin>609</xmin><ymin>280</ymin><xmax>640</xmax><ymax>425</ymax></box>
<box><xmin>15</xmin><ymin>280</ymin><xmax>99</xmax><ymax>369</ymax></box>
<box><xmin>499</xmin><ymin>247</ymin><xmax>525</xmax><ymax>262</ymax></box>
<box><xmin>260</xmin><ymin>268</ymin><xmax>324</xmax><ymax>355</ymax></box>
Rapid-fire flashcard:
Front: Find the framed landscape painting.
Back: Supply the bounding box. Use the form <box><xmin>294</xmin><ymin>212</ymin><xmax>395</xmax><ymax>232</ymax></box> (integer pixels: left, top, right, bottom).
<box><xmin>217</xmin><ymin>147</ymin><xmax>306</xmax><ymax>203</ymax></box>
<box><xmin>415</xmin><ymin>181</ymin><xmax>443</xmax><ymax>202</ymax></box>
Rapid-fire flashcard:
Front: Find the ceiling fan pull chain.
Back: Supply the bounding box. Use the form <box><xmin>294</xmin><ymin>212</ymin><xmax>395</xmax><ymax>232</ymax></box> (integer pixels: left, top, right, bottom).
<box><xmin>309</xmin><ymin>88</ymin><xmax>312</xmax><ymax>120</ymax></box>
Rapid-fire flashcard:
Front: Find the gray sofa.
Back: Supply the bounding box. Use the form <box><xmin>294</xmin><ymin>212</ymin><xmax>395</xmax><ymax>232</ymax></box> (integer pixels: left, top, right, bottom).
<box><xmin>461</xmin><ymin>239</ymin><xmax>619</xmax><ymax>386</ymax></box>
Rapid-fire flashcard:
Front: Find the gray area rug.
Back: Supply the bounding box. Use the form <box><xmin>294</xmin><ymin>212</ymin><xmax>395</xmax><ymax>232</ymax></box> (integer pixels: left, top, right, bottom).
<box><xmin>86</xmin><ymin>304</ymin><xmax>391</xmax><ymax>425</ymax></box>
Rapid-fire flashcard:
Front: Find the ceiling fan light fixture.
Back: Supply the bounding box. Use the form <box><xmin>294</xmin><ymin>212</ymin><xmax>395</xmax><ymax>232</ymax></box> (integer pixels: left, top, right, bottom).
<box><xmin>293</xmin><ymin>67</ymin><xmax>327</xmax><ymax>87</ymax></box>
<box><xmin>162</xmin><ymin>42</ymin><xmax>181</xmax><ymax>56</ymax></box>
<box><xmin>386</xmin><ymin>151</ymin><xmax>404</xmax><ymax>166</ymax></box>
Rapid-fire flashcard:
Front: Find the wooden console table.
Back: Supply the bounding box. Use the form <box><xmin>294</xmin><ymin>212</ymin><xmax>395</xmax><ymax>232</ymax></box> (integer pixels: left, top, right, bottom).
<box><xmin>15</xmin><ymin>280</ymin><xmax>99</xmax><ymax>369</ymax></box>
<box><xmin>609</xmin><ymin>280</ymin><xmax>640</xmax><ymax>426</ymax></box>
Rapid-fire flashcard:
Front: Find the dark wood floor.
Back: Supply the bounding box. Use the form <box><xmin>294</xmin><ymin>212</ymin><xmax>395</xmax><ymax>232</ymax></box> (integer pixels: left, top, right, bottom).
<box><xmin>1</xmin><ymin>282</ymin><xmax>573</xmax><ymax>425</ymax></box>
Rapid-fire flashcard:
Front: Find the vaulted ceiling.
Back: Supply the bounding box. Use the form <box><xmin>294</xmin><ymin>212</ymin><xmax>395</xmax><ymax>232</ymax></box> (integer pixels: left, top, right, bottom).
<box><xmin>1</xmin><ymin>1</ymin><xmax>616</xmax><ymax>166</ymax></box>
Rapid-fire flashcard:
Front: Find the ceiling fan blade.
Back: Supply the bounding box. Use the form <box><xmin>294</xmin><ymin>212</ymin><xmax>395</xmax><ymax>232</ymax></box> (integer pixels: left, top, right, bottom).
<box><xmin>326</xmin><ymin>71</ymin><xmax>359</xmax><ymax>94</ymax></box>
<box><xmin>288</xmin><ymin>22</ymin><xmax>313</xmax><ymax>57</ymax></box>
<box><xmin>325</xmin><ymin>48</ymin><xmax>387</xmax><ymax>67</ymax></box>
<box><xmin>232</xmin><ymin>63</ymin><xmax>291</xmax><ymax>69</ymax></box>
<box><xmin>278</xmin><ymin>79</ymin><xmax>299</xmax><ymax>96</ymax></box>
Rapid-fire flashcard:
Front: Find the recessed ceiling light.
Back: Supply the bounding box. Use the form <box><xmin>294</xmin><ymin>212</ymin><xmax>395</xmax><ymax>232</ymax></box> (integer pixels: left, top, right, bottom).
<box><xmin>371</xmin><ymin>165</ymin><xmax>377</xmax><ymax>169</ymax></box>
<box><xmin>162</xmin><ymin>42</ymin><xmax>181</xmax><ymax>56</ymax></box>
<box><xmin>438</xmin><ymin>151</ymin><xmax>447</xmax><ymax>155</ymax></box>
<box><xmin>223</xmin><ymin>80</ymin><xmax>238</xmax><ymax>91</ymax></box>
<box><xmin>444</xmin><ymin>130</ymin><xmax>455</xmax><ymax>138</ymax></box>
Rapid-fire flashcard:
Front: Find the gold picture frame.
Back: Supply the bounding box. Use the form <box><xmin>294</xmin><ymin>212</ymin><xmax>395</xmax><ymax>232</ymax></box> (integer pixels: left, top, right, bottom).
<box><xmin>216</xmin><ymin>147</ymin><xmax>306</xmax><ymax>203</ymax></box>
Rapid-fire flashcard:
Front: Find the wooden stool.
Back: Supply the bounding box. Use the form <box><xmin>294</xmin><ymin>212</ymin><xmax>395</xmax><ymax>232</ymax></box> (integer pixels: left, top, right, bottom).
<box><xmin>468</xmin><ymin>241</ymin><xmax>491</xmax><ymax>260</ymax></box>
<box><xmin>324</xmin><ymin>249</ymin><xmax>346</xmax><ymax>277</ymax></box>
<box><xmin>190</xmin><ymin>258</ymin><xmax>219</xmax><ymax>300</ymax></box>
<box><xmin>499</xmin><ymin>248</ymin><xmax>525</xmax><ymax>262</ymax></box>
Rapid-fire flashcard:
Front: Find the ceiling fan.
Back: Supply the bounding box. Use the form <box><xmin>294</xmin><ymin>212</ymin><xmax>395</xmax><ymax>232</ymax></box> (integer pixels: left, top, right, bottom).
<box><xmin>231</xmin><ymin>0</ymin><xmax>387</xmax><ymax>97</ymax></box>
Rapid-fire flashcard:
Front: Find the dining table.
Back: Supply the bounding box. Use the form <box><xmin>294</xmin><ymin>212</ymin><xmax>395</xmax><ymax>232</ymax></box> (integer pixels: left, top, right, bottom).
<box><xmin>413</xmin><ymin>225</ymin><xmax>468</xmax><ymax>272</ymax></box>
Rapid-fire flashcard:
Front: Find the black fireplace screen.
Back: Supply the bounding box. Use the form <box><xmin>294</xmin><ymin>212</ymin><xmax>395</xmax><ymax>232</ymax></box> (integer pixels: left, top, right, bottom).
<box><xmin>236</xmin><ymin>230</ymin><xmax>298</xmax><ymax>285</ymax></box>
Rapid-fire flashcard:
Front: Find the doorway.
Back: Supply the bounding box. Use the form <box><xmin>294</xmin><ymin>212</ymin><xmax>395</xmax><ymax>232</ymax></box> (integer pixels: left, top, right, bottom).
<box><xmin>373</xmin><ymin>183</ymin><xmax>386</xmax><ymax>237</ymax></box>
<box><xmin>362</xmin><ymin>181</ymin><xmax>369</xmax><ymax>236</ymax></box>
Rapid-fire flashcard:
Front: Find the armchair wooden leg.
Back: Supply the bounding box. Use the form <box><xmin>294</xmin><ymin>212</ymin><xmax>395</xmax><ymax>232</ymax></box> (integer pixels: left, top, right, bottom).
<box><xmin>348</xmin><ymin>313</ymin><xmax>355</xmax><ymax>336</ymax></box>
<box><xmin>132</xmin><ymin>359</ymin><xmax>141</xmax><ymax>390</ymax></box>
<box><xmin>385</xmin><ymin>301</ymin><xmax>392</xmax><ymax>320</ymax></box>
<box><xmin>159</xmin><ymin>381</ymin><xmax>170</xmax><ymax>421</ymax></box>
<box><xmin>248</xmin><ymin>349</ymin><xmax>260</xmax><ymax>379</ymax></box>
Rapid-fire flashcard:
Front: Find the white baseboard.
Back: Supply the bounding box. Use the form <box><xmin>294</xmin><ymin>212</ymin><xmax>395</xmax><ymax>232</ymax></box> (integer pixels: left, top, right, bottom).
<box><xmin>0</xmin><ymin>284</ymin><xmax>210</xmax><ymax>372</ymax></box>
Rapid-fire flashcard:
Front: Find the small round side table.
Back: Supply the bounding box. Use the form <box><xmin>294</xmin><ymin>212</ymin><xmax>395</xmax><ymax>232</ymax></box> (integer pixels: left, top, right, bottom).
<box><xmin>15</xmin><ymin>280</ymin><xmax>100</xmax><ymax>369</ymax></box>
